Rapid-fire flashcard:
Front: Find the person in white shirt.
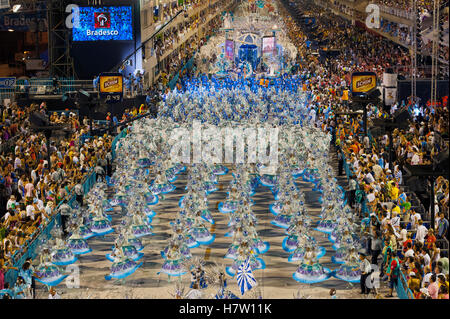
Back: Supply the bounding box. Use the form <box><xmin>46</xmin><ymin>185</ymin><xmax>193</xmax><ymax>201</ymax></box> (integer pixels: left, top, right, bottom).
<box><xmin>309</xmin><ymin>108</ymin><xmax>316</xmax><ymax>124</ymax></box>
<box><xmin>390</xmin><ymin>103</ymin><xmax>398</xmax><ymax>115</ymax></box>
<box><xmin>420</xmin><ymin>248</ymin><xmax>431</xmax><ymax>268</ymax></box>
<box><xmin>353</xmin><ymin>159</ymin><xmax>359</xmax><ymax>171</ymax></box>
<box><xmin>399</xmin><ymin>224</ymin><xmax>408</xmax><ymax>246</ymax></box>
<box><xmin>44</xmin><ymin>201</ymin><xmax>54</xmax><ymax>217</ymax></box>
<box><xmin>365</xmin><ymin>171</ymin><xmax>375</xmax><ymax>184</ymax></box>
<box><xmin>359</xmin><ymin>252</ymin><xmax>372</xmax><ymax>294</ymax></box>
<box><xmin>6</xmin><ymin>195</ymin><xmax>18</xmax><ymax>211</ymax></box>
<box><xmin>415</xmin><ymin>219</ymin><xmax>428</xmax><ymax>244</ymax></box>
<box><xmin>26</xmin><ymin>204</ymin><xmax>36</xmax><ymax>221</ymax></box>
<box><xmin>381</xmin><ymin>212</ymin><xmax>390</xmax><ymax>234</ymax></box>
<box><xmin>363</xmin><ymin>136</ymin><xmax>370</xmax><ymax>149</ymax></box>
<box><xmin>35</xmin><ymin>198</ymin><xmax>44</xmax><ymax>211</ymax></box>
<box><xmin>410</xmin><ymin>211</ymin><xmax>422</xmax><ymax>230</ymax></box>
<box><xmin>410</xmin><ymin>152</ymin><xmax>420</xmax><ymax>165</ymax></box>
<box><xmin>372</xmin><ymin>153</ymin><xmax>379</xmax><ymax>163</ymax></box>
<box><xmin>14</xmin><ymin>157</ymin><xmax>21</xmax><ymax>170</ymax></box>
<box><xmin>72</xmin><ymin>154</ymin><xmax>79</xmax><ymax>165</ymax></box>
<box><xmin>30</xmin><ymin>169</ymin><xmax>38</xmax><ymax>184</ymax></box>
<box><xmin>80</xmin><ymin>152</ymin><xmax>85</xmax><ymax>165</ymax></box>
<box><xmin>74</xmin><ymin>183</ymin><xmax>84</xmax><ymax>207</ymax></box>
<box><xmin>404</xmin><ymin>243</ymin><xmax>415</xmax><ymax>258</ymax></box>
<box><xmin>372</xmin><ymin>164</ymin><xmax>383</xmax><ymax>180</ymax></box>
<box><xmin>394</xmin><ymin>165</ymin><xmax>403</xmax><ymax>184</ymax></box>
<box><xmin>390</xmin><ymin>211</ymin><xmax>401</xmax><ymax>233</ymax></box>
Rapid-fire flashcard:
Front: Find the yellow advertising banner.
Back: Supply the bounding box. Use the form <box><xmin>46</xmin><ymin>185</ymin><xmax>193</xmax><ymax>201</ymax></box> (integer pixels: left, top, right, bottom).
<box><xmin>99</xmin><ymin>75</ymin><xmax>123</xmax><ymax>93</ymax></box>
<box><xmin>351</xmin><ymin>73</ymin><xmax>377</xmax><ymax>93</ymax></box>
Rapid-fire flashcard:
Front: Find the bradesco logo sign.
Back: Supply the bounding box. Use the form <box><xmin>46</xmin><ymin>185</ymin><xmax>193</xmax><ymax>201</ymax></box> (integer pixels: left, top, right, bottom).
<box><xmin>88</xmin><ymin>12</ymin><xmax>118</xmax><ymax>36</ymax></box>
<box><xmin>94</xmin><ymin>12</ymin><xmax>110</xmax><ymax>29</ymax></box>
<box><xmin>69</xmin><ymin>6</ymin><xmax>133</xmax><ymax>41</ymax></box>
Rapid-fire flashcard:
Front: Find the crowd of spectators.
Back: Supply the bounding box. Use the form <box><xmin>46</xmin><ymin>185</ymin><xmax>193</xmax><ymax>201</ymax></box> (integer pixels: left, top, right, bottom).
<box><xmin>373</xmin><ymin>0</ymin><xmax>434</xmax><ymax>15</ymax></box>
<box><xmin>0</xmin><ymin>104</ymin><xmax>30</xmax><ymax>153</ymax></box>
<box><xmin>0</xmin><ymin>102</ymin><xmax>115</xmax><ymax>298</ymax></box>
<box><xmin>154</xmin><ymin>12</ymin><xmax>222</xmax><ymax>91</ymax></box>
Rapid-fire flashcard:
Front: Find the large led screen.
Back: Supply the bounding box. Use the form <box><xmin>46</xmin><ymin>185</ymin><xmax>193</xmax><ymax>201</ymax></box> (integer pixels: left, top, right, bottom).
<box><xmin>72</xmin><ymin>6</ymin><xmax>133</xmax><ymax>42</ymax></box>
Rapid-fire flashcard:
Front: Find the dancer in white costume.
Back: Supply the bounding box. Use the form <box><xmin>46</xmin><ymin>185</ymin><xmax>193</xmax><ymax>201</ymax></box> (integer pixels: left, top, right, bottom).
<box><xmin>50</xmin><ymin>236</ymin><xmax>77</xmax><ymax>266</ymax></box>
<box><xmin>292</xmin><ymin>246</ymin><xmax>331</xmax><ymax>284</ymax></box>
<box><xmin>105</xmin><ymin>241</ymin><xmax>143</xmax><ymax>282</ymax></box>
<box><xmin>34</xmin><ymin>246</ymin><xmax>69</xmax><ymax>287</ymax></box>
<box><xmin>332</xmin><ymin>247</ymin><xmax>362</xmax><ymax>283</ymax></box>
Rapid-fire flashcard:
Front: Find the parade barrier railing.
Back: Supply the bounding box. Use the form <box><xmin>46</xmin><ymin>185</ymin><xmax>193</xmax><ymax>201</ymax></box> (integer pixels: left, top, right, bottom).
<box><xmin>111</xmin><ymin>128</ymin><xmax>128</xmax><ymax>160</ymax></box>
<box><xmin>397</xmin><ymin>271</ymin><xmax>415</xmax><ymax>299</ymax></box>
<box><xmin>15</xmin><ymin>78</ymin><xmax>76</xmax><ymax>95</ymax></box>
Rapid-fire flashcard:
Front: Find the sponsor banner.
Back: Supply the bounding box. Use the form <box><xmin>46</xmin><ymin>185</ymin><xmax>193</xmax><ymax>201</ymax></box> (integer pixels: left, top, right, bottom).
<box><xmin>99</xmin><ymin>73</ymin><xmax>123</xmax><ymax>103</ymax></box>
<box><xmin>0</xmin><ymin>77</ymin><xmax>16</xmax><ymax>89</ymax></box>
<box><xmin>0</xmin><ymin>12</ymin><xmax>48</xmax><ymax>31</ymax></box>
<box><xmin>382</xmin><ymin>72</ymin><xmax>397</xmax><ymax>87</ymax></box>
<box><xmin>351</xmin><ymin>72</ymin><xmax>377</xmax><ymax>95</ymax></box>
<box><xmin>72</xmin><ymin>6</ymin><xmax>133</xmax><ymax>42</ymax></box>
<box><xmin>384</xmin><ymin>87</ymin><xmax>397</xmax><ymax>106</ymax></box>
<box><xmin>99</xmin><ymin>74</ymin><xmax>123</xmax><ymax>93</ymax></box>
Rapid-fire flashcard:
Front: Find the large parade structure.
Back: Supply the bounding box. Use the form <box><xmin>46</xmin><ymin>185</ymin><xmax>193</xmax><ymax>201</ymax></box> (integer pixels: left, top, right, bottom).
<box><xmin>196</xmin><ymin>0</ymin><xmax>297</xmax><ymax>79</ymax></box>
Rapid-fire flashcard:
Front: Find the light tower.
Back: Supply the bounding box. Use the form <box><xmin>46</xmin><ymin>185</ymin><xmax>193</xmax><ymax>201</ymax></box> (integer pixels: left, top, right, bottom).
<box><xmin>410</xmin><ymin>0</ymin><xmax>418</xmax><ymax>103</ymax></box>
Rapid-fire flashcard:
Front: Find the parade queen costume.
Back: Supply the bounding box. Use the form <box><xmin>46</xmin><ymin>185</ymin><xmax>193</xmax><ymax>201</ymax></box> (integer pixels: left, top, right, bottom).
<box><xmin>191</xmin><ymin>212</ymin><xmax>215</xmax><ymax>245</ymax></box>
<box><xmin>272</xmin><ymin>202</ymin><xmax>297</xmax><ymax>229</ymax></box>
<box><xmin>283</xmin><ymin>218</ymin><xmax>322</xmax><ymax>253</ymax></box>
<box><xmin>219</xmin><ymin>186</ymin><xmax>242</xmax><ymax>214</ymax></box>
<box><xmin>315</xmin><ymin>204</ymin><xmax>339</xmax><ymax>234</ymax></box>
<box><xmin>161</xmin><ymin>222</ymin><xmax>193</xmax><ymax>260</ymax></box>
<box><xmin>128</xmin><ymin>212</ymin><xmax>153</xmax><ymax>238</ymax></box>
<box><xmin>122</xmin><ymin>227</ymin><xmax>145</xmax><ymax>252</ymax></box>
<box><xmin>149</xmin><ymin>160</ymin><xmax>176</xmax><ymax>195</ymax></box>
